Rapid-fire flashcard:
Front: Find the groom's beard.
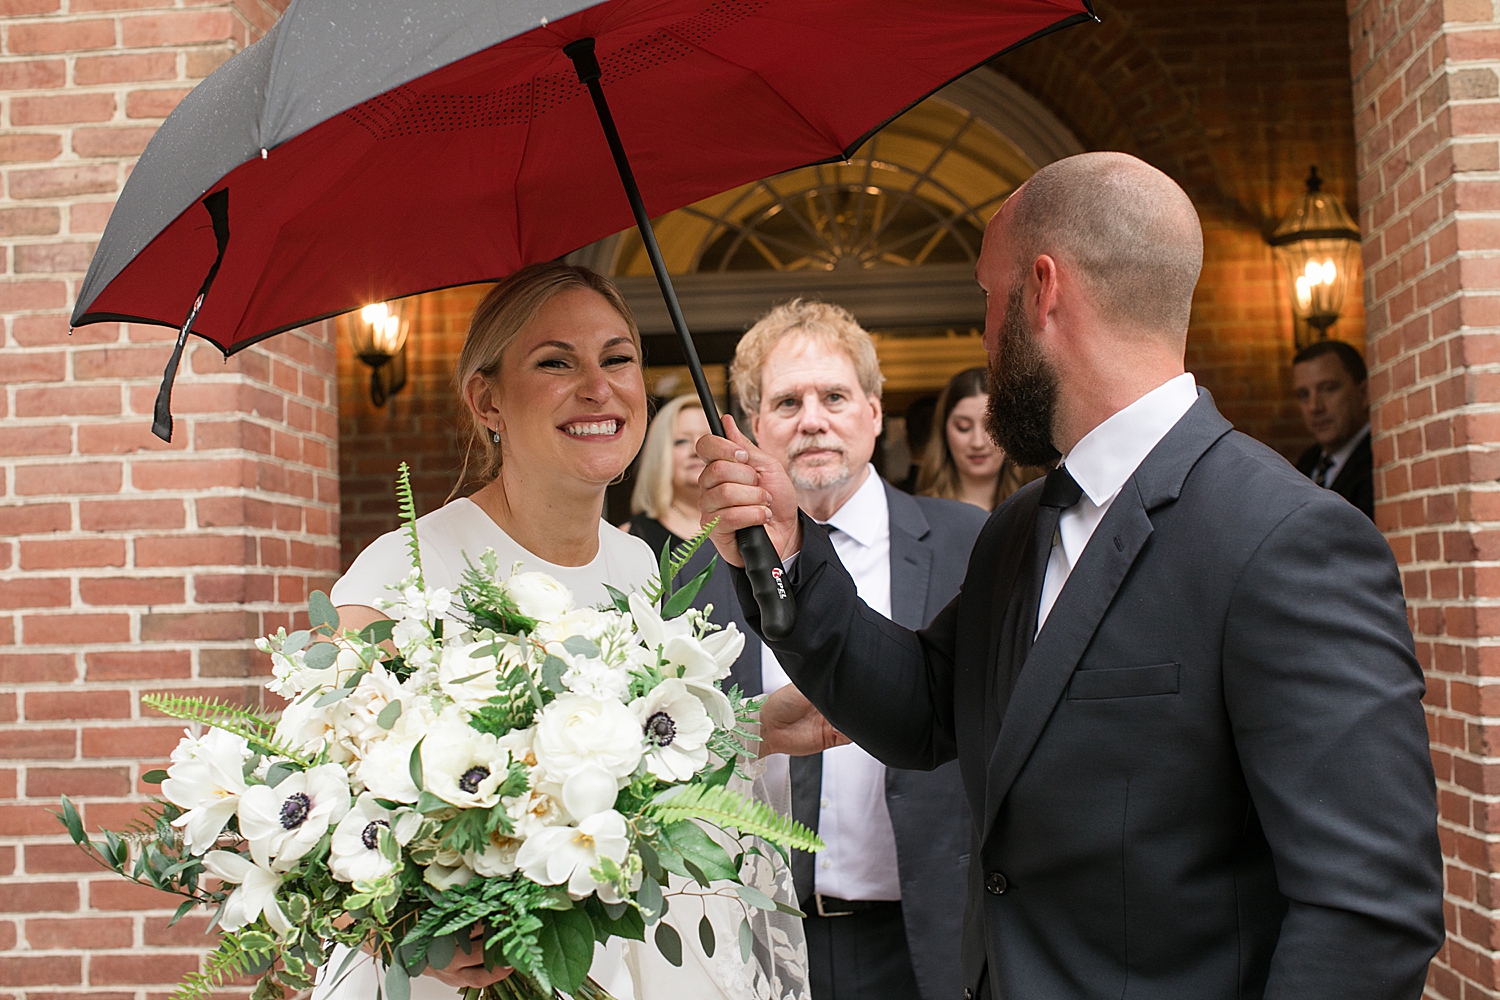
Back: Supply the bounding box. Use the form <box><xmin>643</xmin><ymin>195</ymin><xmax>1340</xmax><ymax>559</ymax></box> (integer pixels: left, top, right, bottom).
<box><xmin>986</xmin><ymin>285</ymin><xmax>1062</xmax><ymax>468</ymax></box>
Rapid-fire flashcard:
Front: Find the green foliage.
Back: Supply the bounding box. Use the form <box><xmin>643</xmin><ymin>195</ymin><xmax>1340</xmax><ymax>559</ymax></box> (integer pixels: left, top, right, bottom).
<box><xmin>650</xmin><ymin>785</ymin><xmax>824</xmax><ymax>854</ymax></box>
<box><xmin>170</xmin><ymin>928</ymin><xmax>278</xmax><ymax>1000</ymax></box>
<box><xmin>141</xmin><ymin>694</ymin><xmax>314</xmax><ymax>767</ymax></box>
<box><xmin>400</xmin><ymin>876</ymin><xmax>565</xmax><ymax>991</ymax></box>
<box><xmin>431</xmin><ymin>763</ymin><xmax>528</xmax><ymax>853</ymax></box>
<box><xmin>536</xmin><ymin>905</ymin><xmax>595</xmax><ymax>994</ymax></box>
<box><xmin>459</xmin><ymin>550</ymin><xmax>539</xmax><ymax>636</ymax></box>
<box><xmin>396</xmin><ymin>462</ymin><xmax>424</xmax><ymax>590</ymax></box>
<box><xmin>640</xmin><ymin>520</ymin><xmax>718</xmax><ymax>609</ymax></box>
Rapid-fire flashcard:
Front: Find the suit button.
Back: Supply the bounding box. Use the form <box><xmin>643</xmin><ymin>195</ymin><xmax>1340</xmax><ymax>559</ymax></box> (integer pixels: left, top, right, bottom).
<box><xmin>963</xmin><ymin>991</ymin><xmax>973</xmax><ymax>1000</ymax></box>
<box><xmin>986</xmin><ymin>871</ymin><xmax>1008</xmax><ymax>895</ymax></box>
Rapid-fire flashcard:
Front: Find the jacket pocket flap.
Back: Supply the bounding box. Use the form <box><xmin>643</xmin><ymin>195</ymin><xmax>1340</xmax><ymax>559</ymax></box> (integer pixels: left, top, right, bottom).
<box><xmin>1067</xmin><ymin>662</ymin><xmax>1180</xmax><ymax>700</ymax></box>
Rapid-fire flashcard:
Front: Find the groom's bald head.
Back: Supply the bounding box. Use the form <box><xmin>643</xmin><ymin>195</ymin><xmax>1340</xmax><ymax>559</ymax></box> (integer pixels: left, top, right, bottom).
<box><xmin>982</xmin><ymin>152</ymin><xmax>1203</xmax><ymax>343</ymax></box>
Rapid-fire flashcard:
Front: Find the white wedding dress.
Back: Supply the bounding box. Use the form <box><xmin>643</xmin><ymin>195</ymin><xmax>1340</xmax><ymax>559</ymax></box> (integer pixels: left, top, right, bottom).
<box><xmin>314</xmin><ymin>498</ymin><xmax>811</xmax><ymax>1000</ymax></box>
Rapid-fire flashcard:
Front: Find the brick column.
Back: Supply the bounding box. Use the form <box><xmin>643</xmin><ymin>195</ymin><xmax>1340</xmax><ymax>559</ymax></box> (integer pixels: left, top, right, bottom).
<box><xmin>1348</xmin><ymin>0</ymin><xmax>1500</xmax><ymax>994</ymax></box>
<box><xmin>0</xmin><ymin>2</ymin><xmax>341</xmax><ymax>997</ymax></box>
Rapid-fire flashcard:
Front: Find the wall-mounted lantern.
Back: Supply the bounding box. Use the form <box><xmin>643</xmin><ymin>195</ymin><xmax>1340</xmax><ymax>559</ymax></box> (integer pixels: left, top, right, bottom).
<box><xmin>1270</xmin><ymin>166</ymin><xmax>1362</xmax><ymax>349</ymax></box>
<box><xmin>350</xmin><ymin>300</ymin><xmax>410</xmax><ymax>406</ymax></box>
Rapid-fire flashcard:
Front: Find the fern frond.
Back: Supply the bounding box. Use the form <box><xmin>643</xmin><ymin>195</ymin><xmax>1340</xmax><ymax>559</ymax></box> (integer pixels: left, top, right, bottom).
<box><xmin>170</xmin><ymin>929</ymin><xmax>278</xmax><ymax>1000</ymax></box>
<box><xmin>648</xmin><ymin>784</ymin><xmax>823</xmax><ymax>853</ymax></box>
<box><xmin>142</xmin><ymin>694</ymin><xmax>315</xmax><ymax>768</ymax></box>
<box><xmin>641</xmin><ymin>519</ymin><xmax>717</xmax><ymax>605</ymax></box>
<box><xmin>396</xmin><ymin>461</ymin><xmax>424</xmax><ymax>590</ymax></box>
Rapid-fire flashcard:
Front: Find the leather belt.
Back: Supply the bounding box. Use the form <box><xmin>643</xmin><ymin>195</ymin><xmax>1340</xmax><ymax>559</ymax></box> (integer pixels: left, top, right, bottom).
<box><xmin>807</xmin><ymin>894</ymin><xmax>894</xmax><ymax>918</ymax></box>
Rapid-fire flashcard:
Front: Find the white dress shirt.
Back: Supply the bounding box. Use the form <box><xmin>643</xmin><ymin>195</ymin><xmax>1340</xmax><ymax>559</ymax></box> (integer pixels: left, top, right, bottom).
<box><xmin>1037</xmin><ymin>373</ymin><xmax>1200</xmax><ymax>633</ymax></box>
<box><xmin>761</xmin><ymin>465</ymin><xmax>902</xmax><ymax>901</ymax></box>
<box><xmin>1312</xmin><ymin>422</ymin><xmax>1370</xmax><ymax>487</ymax></box>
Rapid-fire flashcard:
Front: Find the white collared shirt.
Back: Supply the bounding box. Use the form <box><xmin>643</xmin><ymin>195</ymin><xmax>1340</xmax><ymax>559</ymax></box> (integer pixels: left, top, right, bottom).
<box><xmin>760</xmin><ymin>465</ymin><xmax>902</xmax><ymax>901</ymax></box>
<box><xmin>1037</xmin><ymin>373</ymin><xmax>1200</xmax><ymax>633</ymax></box>
<box><xmin>1313</xmin><ymin>422</ymin><xmax>1370</xmax><ymax>487</ymax></box>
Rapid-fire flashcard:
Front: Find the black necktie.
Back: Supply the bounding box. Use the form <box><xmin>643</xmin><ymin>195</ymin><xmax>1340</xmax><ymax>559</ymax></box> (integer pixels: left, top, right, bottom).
<box><xmin>1311</xmin><ymin>453</ymin><xmax>1333</xmax><ymax>488</ymax></box>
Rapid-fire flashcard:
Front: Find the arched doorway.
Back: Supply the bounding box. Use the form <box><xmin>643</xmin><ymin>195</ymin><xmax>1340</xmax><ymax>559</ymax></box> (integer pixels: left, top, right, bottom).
<box><xmin>571</xmin><ymin>67</ymin><xmax>1081</xmax><ymax>488</ymax></box>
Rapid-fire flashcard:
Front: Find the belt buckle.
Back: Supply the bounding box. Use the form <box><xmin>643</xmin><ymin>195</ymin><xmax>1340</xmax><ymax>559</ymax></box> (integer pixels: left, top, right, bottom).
<box><xmin>814</xmin><ymin>894</ymin><xmax>856</xmax><ymax>918</ymax></box>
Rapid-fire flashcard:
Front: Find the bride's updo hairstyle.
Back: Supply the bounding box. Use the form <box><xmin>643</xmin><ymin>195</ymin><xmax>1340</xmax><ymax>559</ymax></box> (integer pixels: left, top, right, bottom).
<box><xmin>454</xmin><ymin>261</ymin><xmax>641</xmax><ymax>491</ymax></box>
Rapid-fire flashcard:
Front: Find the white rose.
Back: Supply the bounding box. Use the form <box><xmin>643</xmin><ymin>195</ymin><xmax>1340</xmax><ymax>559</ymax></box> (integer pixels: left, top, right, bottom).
<box><xmin>533</xmin><ymin>694</ymin><xmax>642</xmax><ymax>787</ymax></box>
<box><xmin>502</xmin><ymin>572</ymin><xmax>573</xmax><ymax>622</ymax></box>
<box><xmin>437</xmin><ymin>640</ymin><xmax>516</xmax><ymax>714</ymax></box>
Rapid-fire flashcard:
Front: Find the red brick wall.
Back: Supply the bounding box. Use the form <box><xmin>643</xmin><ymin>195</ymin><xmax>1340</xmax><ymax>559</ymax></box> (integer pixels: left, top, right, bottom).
<box><xmin>996</xmin><ymin>0</ymin><xmax>1367</xmax><ymax>458</ymax></box>
<box><xmin>337</xmin><ymin>285</ymin><xmax>488</xmax><ymax>570</ymax></box>
<box><xmin>1348</xmin><ymin>0</ymin><xmax>1500</xmax><ymax>994</ymax></box>
<box><xmin>0</xmin><ymin>2</ymin><xmax>340</xmax><ymax>997</ymax></box>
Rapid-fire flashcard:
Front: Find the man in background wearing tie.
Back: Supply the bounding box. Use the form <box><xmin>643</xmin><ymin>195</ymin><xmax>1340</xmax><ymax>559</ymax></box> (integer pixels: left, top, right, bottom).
<box><xmin>697</xmin><ymin>298</ymin><xmax>985</xmax><ymax>1000</ymax></box>
<box><xmin>1292</xmin><ymin>338</ymin><xmax>1374</xmax><ymax>519</ymax></box>
<box><xmin>697</xmin><ymin>151</ymin><xmax>1442</xmax><ymax>1000</ymax></box>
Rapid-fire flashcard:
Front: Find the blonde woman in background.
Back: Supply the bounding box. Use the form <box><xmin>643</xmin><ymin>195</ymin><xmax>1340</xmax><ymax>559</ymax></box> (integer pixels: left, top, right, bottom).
<box><xmin>917</xmin><ymin>366</ymin><xmax>1039</xmax><ymax>510</ymax></box>
<box><xmin>623</xmin><ymin>394</ymin><xmax>710</xmax><ymax>555</ymax></box>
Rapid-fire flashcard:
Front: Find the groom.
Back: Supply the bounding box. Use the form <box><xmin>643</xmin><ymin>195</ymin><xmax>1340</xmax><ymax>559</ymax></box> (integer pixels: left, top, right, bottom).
<box><xmin>704</xmin><ymin>152</ymin><xmax>1445</xmax><ymax>999</ymax></box>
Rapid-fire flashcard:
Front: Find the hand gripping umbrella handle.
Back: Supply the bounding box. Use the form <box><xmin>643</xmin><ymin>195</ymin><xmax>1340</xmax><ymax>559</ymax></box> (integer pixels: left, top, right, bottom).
<box><xmin>566</xmin><ymin>38</ymin><xmax>796</xmax><ymax>641</ymax></box>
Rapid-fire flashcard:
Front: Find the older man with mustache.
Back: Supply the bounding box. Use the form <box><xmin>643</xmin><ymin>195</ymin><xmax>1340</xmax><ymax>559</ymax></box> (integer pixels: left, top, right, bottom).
<box><xmin>696</xmin><ymin>153</ymin><xmax>1442</xmax><ymax>1000</ymax></box>
<box><xmin>694</xmin><ymin>299</ymin><xmax>986</xmax><ymax>1000</ymax></box>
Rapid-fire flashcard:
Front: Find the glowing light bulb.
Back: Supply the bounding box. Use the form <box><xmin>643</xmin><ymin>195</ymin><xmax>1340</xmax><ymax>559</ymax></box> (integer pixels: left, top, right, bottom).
<box><xmin>1319</xmin><ymin>259</ymin><xmax>1337</xmax><ymax>286</ymax></box>
<box><xmin>361</xmin><ymin>302</ymin><xmax>390</xmax><ymax>325</ymax></box>
<box><xmin>1295</xmin><ymin>274</ymin><xmax>1312</xmax><ymax>311</ymax></box>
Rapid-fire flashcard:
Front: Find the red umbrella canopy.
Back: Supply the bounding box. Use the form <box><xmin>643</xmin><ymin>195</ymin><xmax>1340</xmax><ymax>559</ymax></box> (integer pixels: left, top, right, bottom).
<box><xmin>74</xmin><ymin>0</ymin><xmax>1094</xmax><ymax>353</ymax></box>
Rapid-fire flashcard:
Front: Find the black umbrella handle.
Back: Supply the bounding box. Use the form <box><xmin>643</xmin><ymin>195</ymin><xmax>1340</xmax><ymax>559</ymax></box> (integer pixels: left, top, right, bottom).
<box><xmin>566</xmin><ymin>37</ymin><xmax>796</xmax><ymax>641</ymax></box>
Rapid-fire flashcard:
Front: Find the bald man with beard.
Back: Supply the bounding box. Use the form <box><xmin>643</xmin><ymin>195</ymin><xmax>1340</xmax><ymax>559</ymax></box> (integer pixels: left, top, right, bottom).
<box><xmin>697</xmin><ymin>152</ymin><xmax>1443</xmax><ymax>1000</ymax></box>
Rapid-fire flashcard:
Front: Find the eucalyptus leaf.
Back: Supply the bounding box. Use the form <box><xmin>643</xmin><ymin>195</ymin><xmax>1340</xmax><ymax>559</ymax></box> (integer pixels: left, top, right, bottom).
<box><xmin>304</xmin><ymin>642</ymin><xmax>339</xmax><ymax>671</ymax></box>
<box><xmin>376</xmin><ymin>699</ymin><xmax>403</xmax><ymax>730</ymax></box>
<box><xmin>738</xmin><ymin>918</ymin><xmax>754</xmax><ymax>964</ymax></box>
<box><xmin>734</xmin><ymin>885</ymin><xmax>777</xmax><ymax>911</ymax></box>
<box><xmin>561</xmin><ymin>635</ymin><xmax>600</xmax><ymax>659</ymax></box>
<box><xmin>683</xmin><ymin>857</ymin><xmax>711</xmax><ymax>888</ymax></box>
<box><xmin>285</xmin><ymin>629</ymin><xmax>312</xmax><ymax>653</ymax></box>
<box><xmin>265</xmin><ymin>761</ymin><xmax>297</xmax><ymax>787</ymax></box>
<box><xmin>426</xmin><ymin>933</ymin><xmax>456</xmax><ymax>974</ymax></box>
<box><xmin>409</xmin><ymin>738</ymin><xmax>426</xmax><ymax>793</ymax></box>
<box><xmin>698</xmin><ymin>915</ymin><xmax>716</xmax><ymax>958</ymax></box>
<box><xmin>384</xmin><ymin>954</ymin><xmax>410</xmax><ymax>1000</ymax></box>
<box><xmin>654</xmin><ymin>921</ymin><xmax>683</xmax><ymax>968</ymax></box>
<box><xmin>359</xmin><ymin>619</ymin><xmax>396</xmax><ymax>645</ymax></box>
<box><xmin>141</xmin><ymin>768</ymin><xmax>168</xmax><ymax>785</ymax></box>
<box><xmin>314</xmin><ymin>686</ymin><xmax>353</xmax><ymax>707</ymax></box>
<box><xmin>638</xmin><ymin>839</ymin><xmax>665</xmax><ymax>883</ymax></box>
<box><xmin>309</xmin><ymin>590</ymin><xmax>339</xmax><ymax>631</ymax></box>
<box><xmin>636</xmin><ymin>875</ymin><xmax>664</xmax><ymax>924</ymax></box>
<box><xmin>774</xmin><ymin>900</ymin><xmax>807</xmax><ymax>918</ymax></box>
<box><xmin>541</xmin><ymin>655</ymin><xmax>568</xmax><ymax>694</ymax></box>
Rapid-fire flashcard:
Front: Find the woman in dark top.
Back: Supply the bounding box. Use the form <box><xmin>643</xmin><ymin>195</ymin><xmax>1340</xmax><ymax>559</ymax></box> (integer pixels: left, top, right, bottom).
<box><xmin>624</xmin><ymin>394</ymin><xmax>710</xmax><ymax>555</ymax></box>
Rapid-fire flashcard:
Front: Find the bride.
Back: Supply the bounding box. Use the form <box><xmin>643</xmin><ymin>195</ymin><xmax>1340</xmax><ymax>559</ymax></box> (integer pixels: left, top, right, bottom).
<box><xmin>319</xmin><ymin>262</ymin><xmax>836</xmax><ymax>1000</ymax></box>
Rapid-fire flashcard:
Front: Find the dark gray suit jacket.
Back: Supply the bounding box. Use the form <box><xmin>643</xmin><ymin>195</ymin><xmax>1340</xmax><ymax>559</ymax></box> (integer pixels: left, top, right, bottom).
<box><xmin>733</xmin><ymin>393</ymin><xmax>1444</xmax><ymax>1000</ymax></box>
<box><xmin>692</xmin><ymin>480</ymin><xmax>986</xmax><ymax>1000</ymax></box>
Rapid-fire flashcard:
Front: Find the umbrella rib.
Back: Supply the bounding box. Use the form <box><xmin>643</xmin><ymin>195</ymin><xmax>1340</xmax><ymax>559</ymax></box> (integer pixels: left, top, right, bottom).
<box><xmin>679</xmin><ymin>204</ymin><xmax>832</xmax><ymax>264</ymax></box>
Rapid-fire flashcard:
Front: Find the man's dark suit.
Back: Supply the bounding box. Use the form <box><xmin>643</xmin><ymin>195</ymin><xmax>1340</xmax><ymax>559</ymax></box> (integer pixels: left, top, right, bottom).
<box><xmin>1296</xmin><ymin>428</ymin><xmax>1374</xmax><ymax>520</ymax></box>
<box><xmin>697</xmin><ymin>479</ymin><xmax>986</xmax><ymax>1000</ymax></box>
<box><xmin>733</xmin><ymin>392</ymin><xmax>1443</xmax><ymax>1000</ymax></box>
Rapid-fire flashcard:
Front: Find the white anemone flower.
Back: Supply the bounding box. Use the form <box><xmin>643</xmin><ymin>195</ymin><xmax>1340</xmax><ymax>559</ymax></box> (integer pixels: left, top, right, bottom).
<box><xmin>237</xmin><ymin>764</ymin><xmax>351</xmax><ymax>872</ymax></box>
<box><xmin>632</xmin><ymin>679</ymin><xmax>715</xmax><ymax>781</ymax></box>
<box><xmin>515</xmin><ymin>810</ymin><xmax>631</xmax><ymax>900</ymax></box>
<box><xmin>532</xmin><ymin>694</ymin><xmax>643</xmax><ymax>788</ymax></box>
<box><xmin>202</xmin><ymin>850</ymin><xmax>290</xmax><ymax>933</ymax></box>
<box><xmin>662</xmin><ymin>633</ymin><xmax>738</xmax><ymax>728</ymax></box>
<box><xmin>329</xmin><ymin>794</ymin><xmax>420</xmax><ymax>883</ymax></box>
<box><xmin>161</xmin><ymin>729</ymin><xmax>250</xmax><ymax>855</ymax></box>
<box><xmin>422</xmin><ymin>726</ymin><xmax>512</xmax><ymax>809</ymax></box>
<box><xmin>501</xmin><ymin>571</ymin><xmax>572</xmax><ymax>621</ymax></box>
<box><xmin>628</xmin><ymin>593</ymin><xmax>692</xmax><ymax>653</ymax></box>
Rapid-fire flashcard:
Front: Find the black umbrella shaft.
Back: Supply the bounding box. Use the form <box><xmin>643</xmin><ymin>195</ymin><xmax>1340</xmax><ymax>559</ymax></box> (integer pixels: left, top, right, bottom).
<box><xmin>564</xmin><ymin>39</ymin><xmax>724</xmax><ymax>437</ymax></box>
<box><xmin>565</xmin><ymin>38</ymin><xmax>796</xmax><ymax>643</ymax></box>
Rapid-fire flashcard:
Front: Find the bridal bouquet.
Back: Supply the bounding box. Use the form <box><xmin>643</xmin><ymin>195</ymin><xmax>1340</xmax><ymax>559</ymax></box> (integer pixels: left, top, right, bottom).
<box><xmin>58</xmin><ymin>466</ymin><xmax>820</xmax><ymax>1000</ymax></box>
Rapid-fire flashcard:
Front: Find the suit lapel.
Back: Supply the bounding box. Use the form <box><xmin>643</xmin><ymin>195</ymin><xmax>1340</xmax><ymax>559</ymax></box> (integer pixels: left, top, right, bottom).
<box><xmin>981</xmin><ymin>483</ymin><xmax>1153</xmax><ymax>842</ymax></box>
<box><xmin>979</xmin><ymin>391</ymin><xmax>1235</xmax><ymax>843</ymax></box>
<box><xmin>884</xmin><ymin>483</ymin><xmax>933</xmax><ymax>630</ymax></box>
